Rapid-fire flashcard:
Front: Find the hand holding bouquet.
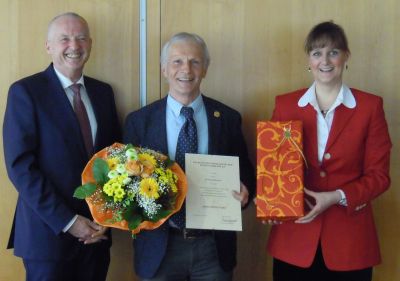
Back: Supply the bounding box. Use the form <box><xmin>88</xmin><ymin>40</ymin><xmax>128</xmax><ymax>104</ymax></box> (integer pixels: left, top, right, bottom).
<box><xmin>74</xmin><ymin>143</ymin><xmax>187</xmax><ymax>235</ymax></box>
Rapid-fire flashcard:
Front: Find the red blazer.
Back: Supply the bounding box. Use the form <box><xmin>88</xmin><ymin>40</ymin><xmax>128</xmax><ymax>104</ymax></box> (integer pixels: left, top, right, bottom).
<box><xmin>267</xmin><ymin>88</ymin><xmax>392</xmax><ymax>270</ymax></box>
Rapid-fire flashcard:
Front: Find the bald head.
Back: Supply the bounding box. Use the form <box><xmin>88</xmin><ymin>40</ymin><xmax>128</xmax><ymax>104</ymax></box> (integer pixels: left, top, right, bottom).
<box><xmin>47</xmin><ymin>12</ymin><xmax>90</xmax><ymax>41</ymax></box>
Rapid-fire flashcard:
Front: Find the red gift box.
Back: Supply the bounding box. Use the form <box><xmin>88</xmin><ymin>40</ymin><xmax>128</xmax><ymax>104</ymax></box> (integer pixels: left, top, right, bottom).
<box><xmin>256</xmin><ymin>121</ymin><xmax>305</xmax><ymax>220</ymax></box>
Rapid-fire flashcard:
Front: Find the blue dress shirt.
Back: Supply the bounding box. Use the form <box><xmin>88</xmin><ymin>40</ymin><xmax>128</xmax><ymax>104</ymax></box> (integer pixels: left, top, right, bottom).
<box><xmin>166</xmin><ymin>94</ymin><xmax>208</xmax><ymax>161</ymax></box>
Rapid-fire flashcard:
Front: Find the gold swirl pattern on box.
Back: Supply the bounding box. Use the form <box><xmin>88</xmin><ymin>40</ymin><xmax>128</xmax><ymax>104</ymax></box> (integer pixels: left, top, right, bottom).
<box><xmin>256</xmin><ymin>121</ymin><xmax>305</xmax><ymax>220</ymax></box>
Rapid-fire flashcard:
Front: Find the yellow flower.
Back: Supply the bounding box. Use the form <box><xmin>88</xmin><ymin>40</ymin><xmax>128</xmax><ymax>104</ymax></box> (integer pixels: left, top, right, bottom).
<box><xmin>103</xmin><ymin>175</ymin><xmax>127</xmax><ymax>200</ymax></box>
<box><xmin>139</xmin><ymin>153</ymin><xmax>157</xmax><ymax>167</ymax></box>
<box><xmin>103</xmin><ymin>182</ymin><xmax>114</xmax><ymax>196</ymax></box>
<box><xmin>170</xmin><ymin>183</ymin><xmax>178</xmax><ymax>193</ymax></box>
<box><xmin>107</xmin><ymin>157</ymin><xmax>119</xmax><ymax>170</ymax></box>
<box><xmin>113</xmin><ymin>187</ymin><xmax>126</xmax><ymax>202</ymax></box>
<box><xmin>166</xmin><ymin>169</ymin><xmax>177</xmax><ymax>182</ymax></box>
<box><xmin>155</xmin><ymin>168</ymin><xmax>164</xmax><ymax>175</ymax></box>
<box><xmin>139</xmin><ymin>178</ymin><xmax>160</xmax><ymax>199</ymax></box>
<box><xmin>115</xmin><ymin>174</ymin><xmax>128</xmax><ymax>185</ymax></box>
<box><xmin>158</xmin><ymin>175</ymin><xmax>168</xmax><ymax>184</ymax></box>
<box><xmin>111</xmin><ymin>182</ymin><xmax>121</xmax><ymax>190</ymax></box>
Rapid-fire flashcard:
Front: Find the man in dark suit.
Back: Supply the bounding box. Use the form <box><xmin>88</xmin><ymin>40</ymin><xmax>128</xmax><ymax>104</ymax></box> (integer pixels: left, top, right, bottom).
<box><xmin>3</xmin><ymin>12</ymin><xmax>121</xmax><ymax>281</ymax></box>
<box><xmin>124</xmin><ymin>32</ymin><xmax>255</xmax><ymax>281</ymax></box>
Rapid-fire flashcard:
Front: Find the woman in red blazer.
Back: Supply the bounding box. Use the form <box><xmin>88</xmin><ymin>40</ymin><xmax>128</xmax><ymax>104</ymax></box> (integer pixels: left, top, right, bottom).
<box><xmin>267</xmin><ymin>21</ymin><xmax>392</xmax><ymax>281</ymax></box>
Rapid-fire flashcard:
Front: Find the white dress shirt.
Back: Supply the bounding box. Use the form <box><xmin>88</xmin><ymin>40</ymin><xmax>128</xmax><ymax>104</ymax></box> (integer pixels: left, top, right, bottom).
<box><xmin>53</xmin><ymin>67</ymin><xmax>98</xmax><ymax>144</ymax></box>
<box><xmin>53</xmin><ymin>67</ymin><xmax>98</xmax><ymax>232</ymax></box>
<box><xmin>298</xmin><ymin>82</ymin><xmax>356</xmax><ymax>205</ymax></box>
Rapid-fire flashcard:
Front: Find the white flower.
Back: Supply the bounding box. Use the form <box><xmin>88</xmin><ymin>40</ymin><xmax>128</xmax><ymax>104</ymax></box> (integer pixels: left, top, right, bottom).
<box><xmin>137</xmin><ymin>195</ymin><xmax>161</xmax><ymax>218</ymax></box>
<box><xmin>108</xmin><ymin>170</ymin><xmax>119</xmax><ymax>179</ymax></box>
<box><xmin>116</xmin><ymin>164</ymin><xmax>126</xmax><ymax>174</ymax></box>
<box><xmin>122</xmin><ymin>177</ymin><xmax>132</xmax><ymax>185</ymax></box>
<box><xmin>126</xmin><ymin>148</ymin><xmax>138</xmax><ymax>161</ymax></box>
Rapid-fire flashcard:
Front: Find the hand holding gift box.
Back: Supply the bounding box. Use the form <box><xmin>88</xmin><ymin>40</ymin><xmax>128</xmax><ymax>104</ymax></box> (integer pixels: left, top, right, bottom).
<box><xmin>256</xmin><ymin>121</ymin><xmax>305</xmax><ymax>220</ymax></box>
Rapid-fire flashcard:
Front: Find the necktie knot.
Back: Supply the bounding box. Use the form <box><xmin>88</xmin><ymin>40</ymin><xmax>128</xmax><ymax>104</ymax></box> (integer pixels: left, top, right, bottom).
<box><xmin>69</xmin><ymin>83</ymin><xmax>81</xmax><ymax>96</ymax></box>
<box><xmin>180</xmin><ymin>106</ymin><xmax>194</xmax><ymax>119</ymax></box>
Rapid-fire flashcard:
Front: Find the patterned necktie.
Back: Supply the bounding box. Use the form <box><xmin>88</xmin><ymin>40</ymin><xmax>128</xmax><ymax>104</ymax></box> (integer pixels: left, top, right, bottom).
<box><xmin>171</xmin><ymin>106</ymin><xmax>198</xmax><ymax>228</ymax></box>
<box><xmin>70</xmin><ymin>83</ymin><xmax>93</xmax><ymax>157</ymax></box>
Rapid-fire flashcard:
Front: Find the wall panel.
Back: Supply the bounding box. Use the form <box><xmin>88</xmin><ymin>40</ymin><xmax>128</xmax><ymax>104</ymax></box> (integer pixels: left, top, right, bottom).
<box><xmin>0</xmin><ymin>1</ymin><xmax>139</xmax><ymax>280</ymax></box>
<box><xmin>0</xmin><ymin>1</ymin><xmax>398</xmax><ymax>280</ymax></box>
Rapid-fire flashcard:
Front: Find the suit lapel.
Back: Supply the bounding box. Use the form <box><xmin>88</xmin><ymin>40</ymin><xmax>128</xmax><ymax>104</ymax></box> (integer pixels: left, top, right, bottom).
<box><xmin>85</xmin><ymin>78</ymin><xmax>103</xmax><ymax>150</ymax></box>
<box><xmin>325</xmin><ymin>104</ymin><xmax>355</xmax><ymax>151</ymax></box>
<box><xmin>43</xmin><ymin>65</ymin><xmax>88</xmax><ymax>158</ymax></box>
<box><xmin>151</xmin><ymin>97</ymin><xmax>168</xmax><ymax>154</ymax></box>
<box><xmin>301</xmin><ymin>104</ymin><xmax>319</xmax><ymax>167</ymax></box>
<box><xmin>203</xmin><ymin>96</ymin><xmax>221</xmax><ymax>155</ymax></box>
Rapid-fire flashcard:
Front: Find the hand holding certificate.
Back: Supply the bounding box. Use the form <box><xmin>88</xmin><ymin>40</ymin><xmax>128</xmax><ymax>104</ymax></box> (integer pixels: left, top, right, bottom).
<box><xmin>185</xmin><ymin>153</ymin><xmax>242</xmax><ymax>231</ymax></box>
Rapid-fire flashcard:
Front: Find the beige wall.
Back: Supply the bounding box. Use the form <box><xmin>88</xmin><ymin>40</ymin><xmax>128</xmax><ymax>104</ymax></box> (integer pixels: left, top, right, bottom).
<box><xmin>1</xmin><ymin>1</ymin><xmax>399</xmax><ymax>280</ymax></box>
<box><xmin>0</xmin><ymin>1</ymin><xmax>140</xmax><ymax>280</ymax></box>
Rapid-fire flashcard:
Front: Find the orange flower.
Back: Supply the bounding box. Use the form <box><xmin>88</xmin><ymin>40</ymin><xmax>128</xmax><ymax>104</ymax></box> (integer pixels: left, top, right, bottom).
<box><xmin>141</xmin><ymin>164</ymin><xmax>154</xmax><ymax>178</ymax></box>
<box><xmin>125</xmin><ymin>160</ymin><xmax>142</xmax><ymax>176</ymax></box>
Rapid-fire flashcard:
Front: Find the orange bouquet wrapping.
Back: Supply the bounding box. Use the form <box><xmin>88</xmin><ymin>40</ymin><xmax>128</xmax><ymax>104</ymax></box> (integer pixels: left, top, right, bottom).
<box><xmin>256</xmin><ymin>121</ymin><xmax>305</xmax><ymax>220</ymax></box>
<box><xmin>74</xmin><ymin>143</ymin><xmax>187</xmax><ymax>235</ymax></box>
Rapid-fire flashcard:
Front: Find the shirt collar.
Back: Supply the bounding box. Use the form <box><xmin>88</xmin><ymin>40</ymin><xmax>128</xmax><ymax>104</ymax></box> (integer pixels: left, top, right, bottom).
<box><xmin>167</xmin><ymin>93</ymin><xmax>204</xmax><ymax>118</ymax></box>
<box><xmin>298</xmin><ymin>82</ymin><xmax>356</xmax><ymax>109</ymax></box>
<box><xmin>53</xmin><ymin>66</ymin><xmax>85</xmax><ymax>90</ymax></box>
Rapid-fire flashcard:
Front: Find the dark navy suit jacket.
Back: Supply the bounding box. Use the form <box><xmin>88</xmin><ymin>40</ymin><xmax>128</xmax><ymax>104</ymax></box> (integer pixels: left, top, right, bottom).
<box><xmin>124</xmin><ymin>95</ymin><xmax>255</xmax><ymax>278</ymax></box>
<box><xmin>3</xmin><ymin>64</ymin><xmax>121</xmax><ymax>260</ymax></box>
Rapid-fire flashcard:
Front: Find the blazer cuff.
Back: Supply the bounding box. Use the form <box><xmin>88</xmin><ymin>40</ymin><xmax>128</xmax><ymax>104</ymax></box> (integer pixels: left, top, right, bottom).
<box><xmin>62</xmin><ymin>215</ymin><xmax>78</xmax><ymax>233</ymax></box>
<box><xmin>337</xmin><ymin>189</ymin><xmax>348</xmax><ymax>206</ymax></box>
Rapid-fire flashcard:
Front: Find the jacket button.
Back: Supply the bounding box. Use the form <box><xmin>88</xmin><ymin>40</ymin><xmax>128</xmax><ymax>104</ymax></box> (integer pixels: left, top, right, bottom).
<box><xmin>320</xmin><ymin>171</ymin><xmax>326</xmax><ymax>178</ymax></box>
<box><xmin>324</xmin><ymin>153</ymin><xmax>331</xmax><ymax>160</ymax></box>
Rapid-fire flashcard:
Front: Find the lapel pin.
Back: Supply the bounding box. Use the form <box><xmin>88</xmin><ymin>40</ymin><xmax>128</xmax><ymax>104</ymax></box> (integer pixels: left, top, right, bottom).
<box><xmin>214</xmin><ymin>111</ymin><xmax>220</xmax><ymax>118</ymax></box>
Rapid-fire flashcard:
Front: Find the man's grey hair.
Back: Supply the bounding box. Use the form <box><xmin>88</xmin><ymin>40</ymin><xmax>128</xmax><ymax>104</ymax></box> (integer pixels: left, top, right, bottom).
<box><xmin>160</xmin><ymin>32</ymin><xmax>210</xmax><ymax>69</ymax></box>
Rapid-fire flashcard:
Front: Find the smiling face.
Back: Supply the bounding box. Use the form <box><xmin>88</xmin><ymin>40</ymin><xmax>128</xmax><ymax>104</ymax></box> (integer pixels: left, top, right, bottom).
<box><xmin>308</xmin><ymin>46</ymin><xmax>349</xmax><ymax>87</ymax></box>
<box><xmin>162</xmin><ymin>40</ymin><xmax>208</xmax><ymax>105</ymax></box>
<box><xmin>45</xmin><ymin>15</ymin><xmax>92</xmax><ymax>82</ymax></box>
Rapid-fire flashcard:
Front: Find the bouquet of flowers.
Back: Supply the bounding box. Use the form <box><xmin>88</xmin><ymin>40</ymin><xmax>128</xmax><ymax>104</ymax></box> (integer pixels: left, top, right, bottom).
<box><xmin>74</xmin><ymin>142</ymin><xmax>187</xmax><ymax>235</ymax></box>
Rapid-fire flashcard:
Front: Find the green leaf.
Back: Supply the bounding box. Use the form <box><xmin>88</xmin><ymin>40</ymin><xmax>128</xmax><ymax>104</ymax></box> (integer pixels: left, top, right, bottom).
<box><xmin>73</xmin><ymin>183</ymin><xmax>97</xmax><ymax>199</ymax></box>
<box><xmin>122</xmin><ymin>204</ymin><xmax>143</xmax><ymax>231</ymax></box>
<box><xmin>93</xmin><ymin>158</ymin><xmax>110</xmax><ymax>185</ymax></box>
<box><xmin>113</xmin><ymin>211</ymin><xmax>124</xmax><ymax>222</ymax></box>
<box><xmin>122</xmin><ymin>204</ymin><xmax>138</xmax><ymax>221</ymax></box>
<box><xmin>127</xmin><ymin>214</ymin><xmax>142</xmax><ymax>231</ymax></box>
